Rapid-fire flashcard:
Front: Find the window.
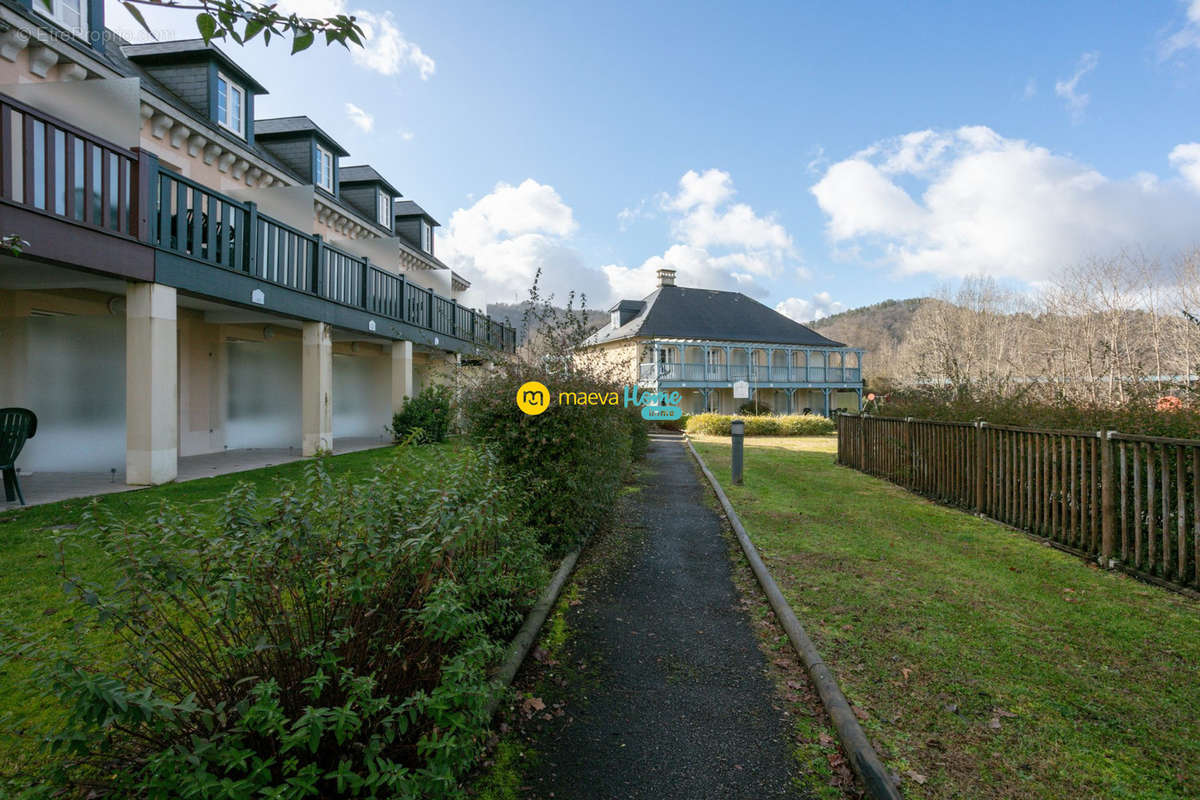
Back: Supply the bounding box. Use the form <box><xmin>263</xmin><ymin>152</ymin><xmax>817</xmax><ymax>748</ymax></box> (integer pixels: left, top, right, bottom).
<box><xmin>315</xmin><ymin>145</ymin><xmax>334</xmax><ymax>192</ymax></box>
<box><xmin>35</xmin><ymin>0</ymin><xmax>87</xmax><ymax>35</ymax></box>
<box><xmin>376</xmin><ymin>189</ymin><xmax>390</xmax><ymax>227</ymax></box>
<box><xmin>216</xmin><ymin>73</ymin><xmax>244</xmax><ymax>137</ymax></box>
<box><xmin>420</xmin><ymin>220</ymin><xmax>433</xmax><ymax>253</ymax></box>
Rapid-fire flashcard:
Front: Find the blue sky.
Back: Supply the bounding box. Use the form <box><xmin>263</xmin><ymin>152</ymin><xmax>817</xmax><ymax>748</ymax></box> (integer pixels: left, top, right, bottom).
<box><xmin>107</xmin><ymin>0</ymin><xmax>1200</xmax><ymax>318</ymax></box>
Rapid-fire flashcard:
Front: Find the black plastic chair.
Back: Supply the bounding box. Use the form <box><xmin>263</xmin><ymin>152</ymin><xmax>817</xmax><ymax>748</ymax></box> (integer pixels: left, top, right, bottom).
<box><xmin>0</xmin><ymin>408</ymin><xmax>37</xmax><ymax>505</ymax></box>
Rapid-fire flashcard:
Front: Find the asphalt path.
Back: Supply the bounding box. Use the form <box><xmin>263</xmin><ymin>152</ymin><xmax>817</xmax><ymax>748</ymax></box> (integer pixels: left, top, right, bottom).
<box><xmin>519</xmin><ymin>432</ymin><xmax>810</xmax><ymax>800</ymax></box>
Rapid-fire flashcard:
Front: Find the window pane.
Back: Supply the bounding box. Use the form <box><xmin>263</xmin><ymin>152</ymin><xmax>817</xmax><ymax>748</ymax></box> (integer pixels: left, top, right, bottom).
<box><xmin>231</xmin><ymin>87</ymin><xmax>242</xmax><ymax>133</ymax></box>
<box><xmin>217</xmin><ymin>79</ymin><xmax>227</xmax><ymax>127</ymax></box>
<box><xmin>54</xmin><ymin>129</ymin><xmax>66</xmax><ymax>215</ymax></box>
<box><xmin>31</xmin><ymin>121</ymin><xmax>45</xmax><ymax>210</ymax></box>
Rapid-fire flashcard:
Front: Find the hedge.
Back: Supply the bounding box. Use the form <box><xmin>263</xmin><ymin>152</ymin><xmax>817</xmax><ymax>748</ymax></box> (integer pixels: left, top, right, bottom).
<box><xmin>685</xmin><ymin>413</ymin><xmax>835</xmax><ymax>436</ymax></box>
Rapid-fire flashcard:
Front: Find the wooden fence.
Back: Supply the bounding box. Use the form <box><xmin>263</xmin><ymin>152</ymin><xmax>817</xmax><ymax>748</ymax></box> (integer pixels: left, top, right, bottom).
<box><xmin>836</xmin><ymin>413</ymin><xmax>1200</xmax><ymax>593</ymax></box>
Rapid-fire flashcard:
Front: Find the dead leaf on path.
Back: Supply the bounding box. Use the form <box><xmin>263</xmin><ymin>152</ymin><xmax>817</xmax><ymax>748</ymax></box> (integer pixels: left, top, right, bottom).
<box><xmin>774</xmin><ymin>658</ymin><xmax>793</xmax><ymax>668</ymax></box>
<box><xmin>819</xmin><ymin>732</ymin><xmax>835</xmax><ymax>748</ymax></box>
<box><xmin>852</xmin><ymin>706</ymin><xmax>870</xmax><ymax>721</ymax></box>
<box><xmin>522</xmin><ymin>696</ymin><xmax>545</xmax><ymax>715</ymax></box>
<box><xmin>906</xmin><ymin>770</ymin><xmax>928</xmax><ymax>785</ymax></box>
<box><xmin>786</xmin><ymin>680</ymin><xmax>804</xmax><ymax>690</ymax></box>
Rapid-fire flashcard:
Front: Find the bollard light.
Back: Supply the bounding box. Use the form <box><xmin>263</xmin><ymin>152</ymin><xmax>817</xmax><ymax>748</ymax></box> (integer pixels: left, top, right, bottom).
<box><xmin>731</xmin><ymin>418</ymin><xmax>745</xmax><ymax>485</ymax></box>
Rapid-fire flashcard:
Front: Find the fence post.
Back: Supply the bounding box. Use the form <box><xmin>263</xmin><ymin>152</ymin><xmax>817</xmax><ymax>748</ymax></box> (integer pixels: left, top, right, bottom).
<box><xmin>905</xmin><ymin>417</ymin><xmax>915</xmax><ymax>489</ymax></box>
<box><xmin>858</xmin><ymin>414</ymin><xmax>866</xmax><ymax>471</ymax></box>
<box><xmin>974</xmin><ymin>421</ymin><xmax>986</xmax><ymax>514</ymax></box>
<box><xmin>1100</xmin><ymin>429</ymin><xmax>1115</xmax><ymax>567</ymax></box>
<box><xmin>361</xmin><ymin>257</ymin><xmax>371</xmax><ymax>309</ymax></box>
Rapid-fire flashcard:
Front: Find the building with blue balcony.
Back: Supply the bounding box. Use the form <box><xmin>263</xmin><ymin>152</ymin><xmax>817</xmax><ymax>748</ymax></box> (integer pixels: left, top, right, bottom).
<box><xmin>581</xmin><ymin>269</ymin><xmax>863</xmax><ymax>416</ymax></box>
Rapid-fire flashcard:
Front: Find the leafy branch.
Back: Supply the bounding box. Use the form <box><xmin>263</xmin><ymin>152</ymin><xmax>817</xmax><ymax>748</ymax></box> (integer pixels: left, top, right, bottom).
<box><xmin>112</xmin><ymin>0</ymin><xmax>365</xmax><ymax>53</ymax></box>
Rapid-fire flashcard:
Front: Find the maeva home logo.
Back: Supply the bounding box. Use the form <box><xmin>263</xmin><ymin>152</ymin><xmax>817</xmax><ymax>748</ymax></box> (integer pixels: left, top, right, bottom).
<box><xmin>517</xmin><ymin>382</ymin><xmax>682</xmax><ymax>420</ymax></box>
<box><xmin>516</xmin><ymin>381</ymin><xmax>550</xmax><ymax>415</ymax></box>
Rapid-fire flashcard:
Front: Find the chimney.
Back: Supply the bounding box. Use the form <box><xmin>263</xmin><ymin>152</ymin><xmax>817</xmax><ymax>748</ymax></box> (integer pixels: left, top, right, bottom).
<box><xmin>657</xmin><ymin>268</ymin><xmax>676</xmax><ymax>287</ymax></box>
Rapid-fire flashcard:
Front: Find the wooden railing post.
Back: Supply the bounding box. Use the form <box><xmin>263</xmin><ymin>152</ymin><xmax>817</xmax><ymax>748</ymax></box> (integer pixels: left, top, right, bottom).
<box><xmin>244</xmin><ymin>201</ymin><xmax>259</xmax><ymax>277</ymax></box>
<box><xmin>1100</xmin><ymin>429</ymin><xmax>1115</xmax><ymax>566</ymax></box>
<box><xmin>361</xmin><ymin>257</ymin><xmax>371</xmax><ymax>309</ymax></box>
<box><xmin>312</xmin><ymin>234</ymin><xmax>324</xmax><ymax>296</ymax></box>
<box><xmin>133</xmin><ymin>149</ymin><xmax>158</xmax><ymax>242</ymax></box>
<box><xmin>975</xmin><ymin>421</ymin><xmax>987</xmax><ymax>514</ymax></box>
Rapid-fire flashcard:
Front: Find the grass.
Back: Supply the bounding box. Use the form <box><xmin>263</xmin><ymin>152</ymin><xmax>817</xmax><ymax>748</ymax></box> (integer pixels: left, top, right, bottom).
<box><xmin>691</xmin><ymin>434</ymin><xmax>1200</xmax><ymax>800</ymax></box>
<box><xmin>0</xmin><ymin>442</ymin><xmax>442</xmax><ymax>787</ymax></box>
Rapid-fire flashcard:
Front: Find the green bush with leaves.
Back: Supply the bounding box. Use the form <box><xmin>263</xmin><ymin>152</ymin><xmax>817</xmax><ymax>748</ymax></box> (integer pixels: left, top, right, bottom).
<box><xmin>460</xmin><ymin>271</ymin><xmax>645</xmax><ymax>552</ymax></box>
<box><xmin>2</xmin><ymin>448</ymin><xmax>547</xmax><ymax>799</ymax></box>
<box><xmin>391</xmin><ymin>384</ymin><xmax>453</xmax><ymax>443</ymax></box>
<box><xmin>685</xmin><ymin>413</ymin><xmax>835</xmax><ymax>437</ymax></box>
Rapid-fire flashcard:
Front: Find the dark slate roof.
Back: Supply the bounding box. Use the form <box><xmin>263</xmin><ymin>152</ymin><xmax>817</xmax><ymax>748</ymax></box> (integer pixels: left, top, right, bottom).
<box><xmin>582</xmin><ymin>286</ymin><xmax>847</xmax><ymax>348</ymax></box>
<box><xmin>255</xmin><ymin>116</ymin><xmax>349</xmax><ymax>156</ymax></box>
<box><xmin>340</xmin><ymin>165</ymin><xmax>401</xmax><ymax>197</ymax></box>
<box><xmin>394</xmin><ymin>199</ymin><xmax>440</xmax><ymax>227</ymax></box>
<box><xmin>121</xmin><ymin>38</ymin><xmax>268</xmax><ymax>94</ymax></box>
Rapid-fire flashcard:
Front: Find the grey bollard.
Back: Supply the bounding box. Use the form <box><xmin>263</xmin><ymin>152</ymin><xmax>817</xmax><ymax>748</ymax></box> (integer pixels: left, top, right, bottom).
<box><xmin>731</xmin><ymin>418</ymin><xmax>744</xmax><ymax>485</ymax></box>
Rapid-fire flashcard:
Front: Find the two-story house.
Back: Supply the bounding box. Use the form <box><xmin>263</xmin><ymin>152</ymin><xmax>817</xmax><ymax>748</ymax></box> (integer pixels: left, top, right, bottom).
<box><xmin>0</xmin><ymin>0</ymin><xmax>513</xmax><ymax>487</ymax></box>
<box><xmin>581</xmin><ymin>270</ymin><xmax>863</xmax><ymax>415</ymax></box>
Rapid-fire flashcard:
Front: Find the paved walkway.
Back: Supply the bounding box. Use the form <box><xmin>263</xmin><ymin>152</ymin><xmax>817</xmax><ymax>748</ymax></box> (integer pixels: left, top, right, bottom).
<box><xmin>4</xmin><ymin>436</ymin><xmax>391</xmax><ymax>508</ymax></box>
<box><xmin>519</xmin><ymin>432</ymin><xmax>808</xmax><ymax>799</ymax></box>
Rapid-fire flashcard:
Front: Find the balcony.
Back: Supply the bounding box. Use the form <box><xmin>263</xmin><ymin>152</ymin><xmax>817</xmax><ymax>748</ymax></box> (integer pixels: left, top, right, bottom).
<box><xmin>0</xmin><ymin>93</ymin><xmax>516</xmax><ymax>353</ymax></box>
<box><xmin>641</xmin><ymin>362</ymin><xmax>861</xmax><ymax>385</ymax></box>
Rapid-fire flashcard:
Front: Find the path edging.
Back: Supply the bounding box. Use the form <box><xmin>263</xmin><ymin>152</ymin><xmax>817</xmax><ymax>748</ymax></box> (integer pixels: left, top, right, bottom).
<box><xmin>485</xmin><ymin>546</ymin><xmax>582</xmax><ymax>720</ymax></box>
<box><xmin>685</xmin><ymin>436</ymin><xmax>904</xmax><ymax>800</ymax></box>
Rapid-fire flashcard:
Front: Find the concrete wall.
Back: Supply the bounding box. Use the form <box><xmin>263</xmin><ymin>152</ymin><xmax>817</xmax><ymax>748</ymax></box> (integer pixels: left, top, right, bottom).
<box><xmin>332</xmin><ymin>352</ymin><xmax>391</xmax><ymax>439</ymax></box>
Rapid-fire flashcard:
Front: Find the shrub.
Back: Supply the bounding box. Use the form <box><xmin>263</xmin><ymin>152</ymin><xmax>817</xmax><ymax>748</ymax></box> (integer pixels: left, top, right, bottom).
<box><xmin>737</xmin><ymin>401</ymin><xmax>773</xmax><ymax>416</ymax></box>
<box><xmin>461</xmin><ymin>369</ymin><xmax>637</xmax><ymax>553</ymax></box>
<box><xmin>390</xmin><ymin>385</ymin><xmax>453</xmax><ymax>443</ymax></box>
<box><xmin>685</xmin><ymin>413</ymin><xmax>835</xmax><ymax>437</ymax></box>
<box><xmin>871</xmin><ymin>390</ymin><xmax>1200</xmax><ymax>438</ymax></box>
<box><xmin>655</xmin><ymin>413</ymin><xmax>691</xmax><ymax>432</ymax></box>
<box><xmin>4</xmin><ymin>448</ymin><xmax>547</xmax><ymax>799</ymax></box>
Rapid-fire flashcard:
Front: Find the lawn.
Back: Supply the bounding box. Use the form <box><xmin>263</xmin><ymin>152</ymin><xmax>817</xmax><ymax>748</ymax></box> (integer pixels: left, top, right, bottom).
<box><xmin>0</xmin><ymin>442</ymin><xmax>440</xmax><ymax>787</ymax></box>
<box><xmin>691</xmin><ymin>434</ymin><xmax>1200</xmax><ymax>800</ymax></box>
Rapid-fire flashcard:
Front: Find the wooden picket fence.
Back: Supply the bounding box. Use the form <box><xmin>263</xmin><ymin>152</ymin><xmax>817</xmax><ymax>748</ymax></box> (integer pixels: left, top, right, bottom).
<box><xmin>836</xmin><ymin>413</ymin><xmax>1200</xmax><ymax>593</ymax></box>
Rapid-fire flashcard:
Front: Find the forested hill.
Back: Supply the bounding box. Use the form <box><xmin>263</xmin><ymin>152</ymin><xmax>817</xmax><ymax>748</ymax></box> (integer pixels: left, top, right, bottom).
<box><xmin>809</xmin><ymin>298</ymin><xmax>931</xmax><ymax>379</ymax></box>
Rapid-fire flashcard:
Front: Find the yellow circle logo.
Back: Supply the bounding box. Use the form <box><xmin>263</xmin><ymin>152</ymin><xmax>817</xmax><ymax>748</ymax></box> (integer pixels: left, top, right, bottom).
<box><xmin>516</xmin><ymin>381</ymin><xmax>551</xmax><ymax>415</ymax></box>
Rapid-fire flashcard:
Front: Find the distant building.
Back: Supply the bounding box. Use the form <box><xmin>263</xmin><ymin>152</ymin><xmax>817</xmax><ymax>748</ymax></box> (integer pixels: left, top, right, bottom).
<box><xmin>580</xmin><ymin>270</ymin><xmax>864</xmax><ymax>415</ymax></box>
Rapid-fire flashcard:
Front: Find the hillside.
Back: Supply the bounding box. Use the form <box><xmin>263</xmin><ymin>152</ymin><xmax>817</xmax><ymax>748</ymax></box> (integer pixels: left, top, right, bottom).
<box><xmin>487</xmin><ymin>301</ymin><xmax>608</xmax><ymax>346</ymax></box>
<box><xmin>809</xmin><ymin>298</ymin><xmax>930</xmax><ymax>385</ymax></box>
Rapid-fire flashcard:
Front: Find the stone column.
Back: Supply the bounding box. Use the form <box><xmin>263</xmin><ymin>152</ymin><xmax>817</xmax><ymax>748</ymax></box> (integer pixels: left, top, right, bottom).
<box><xmin>391</xmin><ymin>339</ymin><xmax>414</xmax><ymax>413</ymax></box>
<box><xmin>302</xmin><ymin>321</ymin><xmax>333</xmax><ymax>456</ymax></box>
<box><xmin>126</xmin><ymin>283</ymin><xmax>177</xmax><ymax>485</ymax></box>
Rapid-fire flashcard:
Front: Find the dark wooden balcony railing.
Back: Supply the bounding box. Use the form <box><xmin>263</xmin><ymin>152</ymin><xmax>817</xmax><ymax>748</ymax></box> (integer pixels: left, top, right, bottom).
<box><xmin>0</xmin><ymin>94</ymin><xmax>140</xmax><ymax>238</ymax></box>
<box><xmin>1</xmin><ymin>92</ymin><xmax>515</xmax><ymax>353</ymax></box>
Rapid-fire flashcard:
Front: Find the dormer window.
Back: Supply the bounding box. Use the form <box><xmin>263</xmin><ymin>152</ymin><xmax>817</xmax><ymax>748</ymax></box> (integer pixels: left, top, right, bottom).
<box><xmin>216</xmin><ymin>73</ymin><xmax>244</xmax><ymax>137</ymax></box>
<box><xmin>315</xmin><ymin>145</ymin><xmax>334</xmax><ymax>192</ymax></box>
<box><xmin>376</xmin><ymin>190</ymin><xmax>391</xmax><ymax>228</ymax></box>
<box><xmin>36</xmin><ymin>0</ymin><xmax>87</xmax><ymax>36</ymax></box>
<box><xmin>420</xmin><ymin>220</ymin><xmax>433</xmax><ymax>254</ymax></box>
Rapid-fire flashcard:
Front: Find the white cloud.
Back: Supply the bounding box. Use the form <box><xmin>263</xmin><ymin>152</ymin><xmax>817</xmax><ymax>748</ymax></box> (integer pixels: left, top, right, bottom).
<box><xmin>399</xmin><ymin>129</ymin><xmax>415</xmax><ymax>142</ymax></box>
<box><xmin>601</xmin><ymin>169</ymin><xmax>800</xmax><ymax>300</ymax></box>
<box><xmin>277</xmin><ymin>1</ymin><xmax>435</xmax><ymax>79</ymax></box>
<box><xmin>444</xmin><ymin>169</ymin><xmax>810</xmax><ymax>311</ymax></box>
<box><xmin>811</xmin><ymin>125</ymin><xmax>1200</xmax><ymax>282</ymax></box>
<box><xmin>1022</xmin><ymin>78</ymin><xmax>1037</xmax><ymax>100</ymax></box>
<box><xmin>439</xmin><ymin>179</ymin><xmax>606</xmax><ymax>309</ymax></box>
<box><xmin>344</xmin><ymin>102</ymin><xmax>374</xmax><ymax>132</ymax></box>
<box><xmin>775</xmin><ymin>292</ymin><xmax>845</xmax><ymax>323</ymax></box>
<box><xmin>1169</xmin><ymin>142</ymin><xmax>1200</xmax><ymax>190</ymax></box>
<box><xmin>1161</xmin><ymin>0</ymin><xmax>1200</xmax><ymax>59</ymax></box>
<box><xmin>1054</xmin><ymin>51</ymin><xmax>1098</xmax><ymax>122</ymax></box>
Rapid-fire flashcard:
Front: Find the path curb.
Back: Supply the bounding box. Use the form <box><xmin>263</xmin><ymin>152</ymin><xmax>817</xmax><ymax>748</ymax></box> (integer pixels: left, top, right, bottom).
<box><xmin>685</xmin><ymin>436</ymin><xmax>904</xmax><ymax>800</ymax></box>
<box><xmin>485</xmin><ymin>546</ymin><xmax>582</xmax><ymax>721</ymax></box>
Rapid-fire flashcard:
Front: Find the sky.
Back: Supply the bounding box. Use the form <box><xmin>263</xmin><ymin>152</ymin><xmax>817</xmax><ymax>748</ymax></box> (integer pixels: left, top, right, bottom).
<box><xmin>105</xmin><ymin>0</ymin><xmax>1200</xmax><ymax>320</ymax></box>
